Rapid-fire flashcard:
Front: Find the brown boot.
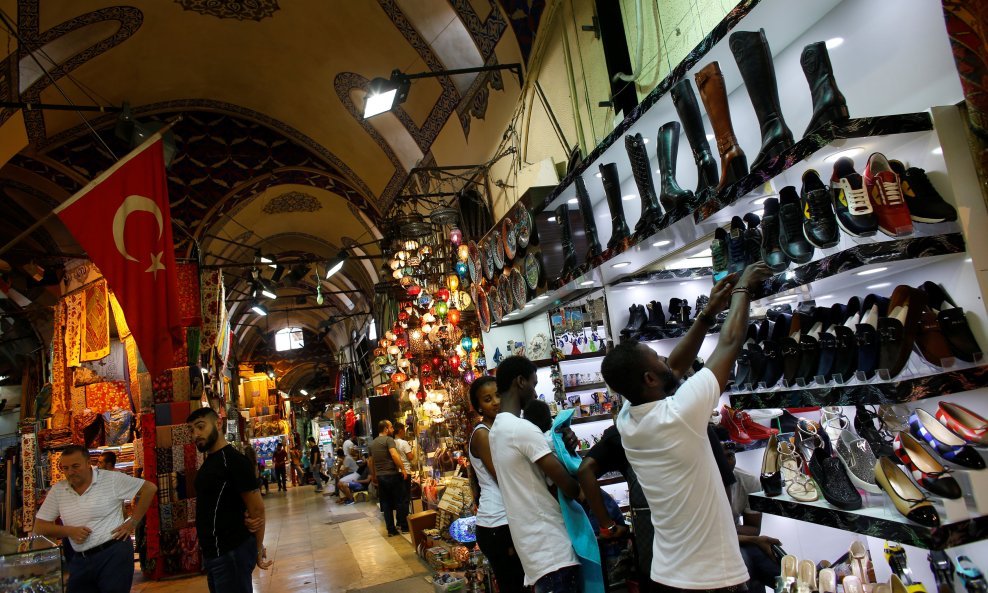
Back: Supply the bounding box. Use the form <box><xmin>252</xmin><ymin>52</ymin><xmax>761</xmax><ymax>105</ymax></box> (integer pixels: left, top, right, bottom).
<box><xmin>695</xmin><ymin>62</ymin><xmax>748</xmax><ymax>193</ymax></box>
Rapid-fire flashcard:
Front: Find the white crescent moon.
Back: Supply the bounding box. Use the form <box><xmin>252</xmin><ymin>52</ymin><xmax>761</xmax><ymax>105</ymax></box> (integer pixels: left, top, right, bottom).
<box><xmin>112</xmin><ymin>195</ymin><xmax>163</xmax><ymax>262</ymax></box>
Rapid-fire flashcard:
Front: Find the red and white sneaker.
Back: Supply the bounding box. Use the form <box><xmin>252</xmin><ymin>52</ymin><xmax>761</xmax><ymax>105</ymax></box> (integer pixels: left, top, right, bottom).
<box><xmin>863</xmin><ymin>152</ymin><xmax>914</xmax><ymax>237</ymax></box>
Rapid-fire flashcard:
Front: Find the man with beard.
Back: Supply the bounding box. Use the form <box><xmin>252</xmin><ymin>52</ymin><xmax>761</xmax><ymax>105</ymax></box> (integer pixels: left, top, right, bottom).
<box><xmin>34</xmin><ymin>444</ymin><xmax>157</xmax><ymax>592</ymax></box>
<box><xmin>187</xmin><ymin>407</ymin><xmax>273</xmax><ymax>592</ymax></box>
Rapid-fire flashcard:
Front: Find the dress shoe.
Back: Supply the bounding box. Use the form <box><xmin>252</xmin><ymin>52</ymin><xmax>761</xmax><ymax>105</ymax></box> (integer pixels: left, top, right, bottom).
<box><xmin>830</xmin><ymin>157</ymin><xmax>878</xmax><ymax>237</ymax></box>
<box><xmin>761</xmin><ymin>312</ymin><xmax>789</xmax><ymax>387</ymax></box>
<box><xmin>874</xmin><ymin>457</ymin><xmax>940</xmax><ymax>527</ymax></box>
<box><xmin>836</xmin><ymin>429</ymin><xmax>881</xmax><ymax>493</ymax></box>
<box><xmin>893</xmin><ymin>432</ymin><xmax>963</xmax><ymax>499</ymax></box>
<box><xmin>878</xmin><ymin>285</ymin><xmax>926</xmax><ymax>378</ymax></box>
<box><xmin>781</xmin><ymin>313</ymin><xmax>802</xmax><ymax>386</ymax></box>
<box><xmin>759</xmin><ymin>197</ymin><xmax>790</xmax><ymax>272</ymax></box>
<box><xmin>910</xmin><ymin>408</ymin><xmax>986</xmax><ymax>470</ymax></box>
<box><xmin>695</xmin><ymin>62</ymin><xmax>748</xmax><ymax>192</ymax></box>
<box><xmin>730</xmin><ymin>29</ymin><xmax>794</xmax><ymax>171</ymax></box>
<box><xmin>829</xmin><ymin>301</ymin><xmax>858</xmax><ymax>381</ymax></box>
<box><xmin>760</xmin><ymin>434</ymin><xmax>783</xmax><ymax>496</ymax></box>
<box><xmin>915</xmin><ymin>293</ymin><xmax>954</xmax><ymax>368</ymax></box>
<box><xmin>936</xmin><ymin>402</ymin><xmax>988</xmax><ymax>446</ymax></box>
<box><xmin>795</xmin><ymin>312</ymin><xmax>822</xmax><ymax>382</ymax></box>
<box><xmin>728</xmin><ymin>216</ymin><xmax>747</xmax><ymax>274</ymax></box>
<box><xmin>855</xmin><ymin>296</ymin><xmax>884</xmax><ymax>379</ymax></box>
<box><xmin>779</xmin><ymin>186</ymin><xmax>815</xmax><ymax>264</ymax></box>
<box><xmin>801</xmin><ymin>40</ymin><xmax>849</xmax><ymax>136</ymax></box>
<box><xmin>810</xmin><ymin>443</ymin><xmax>863</xmax><ymax>510</ymax></box>
<box><xmin>864</xmin><ymin>152</ymin><xmax>914</xmax><ymax>237</ymax></box>
<box><xmin>921</xmin><ymin>281</ymin><xmax>983</xmax><ymax>362</ymax></box>
<box><xmin>801</xmin><ymin>170</ymin><xmax>840</xmax><ymax>248</ymax></box>
<box><xmin>712</xmin><ymin>227</ymin><xmax>730</xmax><ymax>282</ymax></box>
<box><xmin>813</xmin><ymin>308</ymin><xmax>837</xmax><ymax>380</ymax></box>
<box><xmin>743</xmin><ymin>212</ymin><xmax>763</xmax><ymax>267</ymax></box>
<box><xmin>671</xmin><ymin>78</ymin><xmax>719</xmax><ymax>198</ymax></box>
<box><xmin>888</xmin><ymin>160</ymin><xmax>957</xmax><ymax>223</ymax></box>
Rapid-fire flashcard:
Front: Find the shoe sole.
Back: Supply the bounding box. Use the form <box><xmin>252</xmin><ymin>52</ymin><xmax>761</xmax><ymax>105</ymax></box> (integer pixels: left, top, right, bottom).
<box><xmin>838</xmin><ymin>455</ymin><xmax>883</xmax><ymax>494</ymax></box>
<box><xmin>910</xmin><ymin>214</ymin><xmax>953</xmax><ymax>223</ymax></box>
<box><xmin>803</xmin><ymin>226</ymin><xmax>839</xmax><ymax>249</ymax></box>
<box><xmin>878</xmin><ymin>224</ymin><xmax>914</xmax><ymax>238</ymax></box>
<box><xmin>835</xmin><ymin>215</ymin><xmax>878</xmax><ymax>238</ymax></box>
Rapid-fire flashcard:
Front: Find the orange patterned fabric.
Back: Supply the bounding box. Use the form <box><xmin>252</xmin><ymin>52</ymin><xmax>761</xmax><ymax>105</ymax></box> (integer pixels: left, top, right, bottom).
<box><xmin>51</xmin><ymin>301</ymin><xmax>68</xmax><ymax>415</ymax></box>
<box><xmin>176</xmin><ymin>262</ymin><xmax>202</xmax><ymax>328</ymax></box>
<box><xmin>63</xmin><ymin>292</ymin><xmax>84</xmax><ymax>367</ymax></box>
<box><xmin>109</xmin><ymin>291</ymin><xmax>131</xmax><ymax>339</ymax></box>
<box><xmin>125</xmin><ymin>336</ymin><xmax>140</xmax><ymax>408</ymax></box>
<box><xmin>84</xmin><ymin>381</ymin><xmax>130</xmax><ymax>413</ymax></box>
<box><xmin>81</xmin><ymin>280</ymin><xmax>111</xmax><ymax>361</ymax></box>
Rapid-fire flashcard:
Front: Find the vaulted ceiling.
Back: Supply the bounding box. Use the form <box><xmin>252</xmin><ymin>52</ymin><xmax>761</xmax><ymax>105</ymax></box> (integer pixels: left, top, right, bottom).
<box><xmin>0</xmin><ymin>0</ymin><xmax>546</xmax><ymax>387</ymax></box>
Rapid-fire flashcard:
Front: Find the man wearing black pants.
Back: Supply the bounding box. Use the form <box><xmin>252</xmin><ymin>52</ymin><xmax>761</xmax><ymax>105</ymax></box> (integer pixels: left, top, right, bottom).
<box><xmin>369</xmin><ymin>420</ymin><xmax>409</xmax><ymax>536</ymax></box>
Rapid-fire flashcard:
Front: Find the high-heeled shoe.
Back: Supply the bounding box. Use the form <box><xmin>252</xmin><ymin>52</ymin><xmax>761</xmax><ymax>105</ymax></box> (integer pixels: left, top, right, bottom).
<box><xmin>780</xmin><ymin>440</ymin><xmax>819</xmax><ymax>502</ymax></box>
<box><xmin>888</xmin><ymin>575</ymin><xmax>909</xmax><ymax>593</ymax></box>
<box><xmin>893</xmin><ymin>432</ymin><xmax>962</xmax><ymax>499</ymax></box>
<box><xmin>910</xmin><ymin>408</ymin><xmax>986</xmax><ymax>470</ymax></box>
<box><xmin>797</xmin><ymin>559</ymin><xmax>817</xmax><ymax>593</ymax></box>
<box><xmin>855</xmin><ymin>405</ymin><xmax>895</xmax><ymax>458</ymax></box>
<box><xmin>819</xmin><ymin>568</ymin><xmax>837</xmax><ymax>593</ymax></box>
<box><xmin>936</xmin><ymin>402</ymin><xmax>988</xmax><ymax>446</ymax></box>
<box><xmin>885</xmin><ymin>544</ymin><xmax>922</xmax><ymax>593</ymax></box>
<box><xmin>849</xmin><ymin>541</ymin><xmax>872</xmax><ymax>588</ymax></box>
<box><xmin>843</xmin><ymin>576</ymin><xmax>865</xmax><ymax>593</ymax></box>
<box><xmin>796</xmin><ymin>418</ymin><xmax>823</xmax><ymax>466</ymax></box>
<box><xmin>874</xmin><ymin>457</ymin><xmax>940</xmax><ymax>527</ymax></box>
<box><xmin>820</xmin><ymin>406</ymin><xmax>849</xmax><ymax>442</ymax></box>
<box><xmin>761</xmin><ymin>434</ymin><xmax>783</xmax><ymax>496</ymax></box>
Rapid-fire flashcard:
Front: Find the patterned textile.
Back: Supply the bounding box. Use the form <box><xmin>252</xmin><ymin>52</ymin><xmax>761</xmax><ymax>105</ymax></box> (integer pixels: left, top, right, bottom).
<box><xmin>159</xmin><ymin>504</ymin><xmax>174</xmax><ymax>531</ymax></box>
<box><xmin>108</xmin><ymin>291</ymin><xmax>131</xmax><ymax>339</ymax></box>
<box><xmin>157</xmin><ymin>472</ymin><xmax>177</xmax><ymax>503</ymax></box>
<box><xmin>103</xmin><ymin>409</ymin><xmax>134</xmax><ymax>445</ymax></box>
<box><xmin>85</xmin><ymin>381</ymin><xmax>130</xmax><ymax>413</ymax></box>
<box><xmin>185</xmin><ymin>467</ymin><xmax>197</xmax><ymax>499</ymax></box>
<box><xmin>186</xmin><ymin>493</ymin><xmax>196</xmax><ymax>522</ymax></box>
<box><xmin>70</xmin><ymin>383</ymin><xmax>87</xmax><ymax>411</ymax></box>
<box><xmin>48</xmin><ymin>451</ymin><xmax>66</xmax><ymax>485</ymax></box>
<box><xmin>21</xmin><ymin>433</ymin><xmax>37</xmax><ymax>532</ymax></box>
<box><xmin>156</xmin><ymin>427</ymin><xmax>173</xmax><ymax>448</ymax></box>
<box><xmin>199</xmin><ymin>269</ymin><xmax>224</xmax><ymax>353</ymax></box>
<box><xmin>73</xmin><ymin>410</ymin><xmax>104</xmax><ymax>447</ymax></box>
<box><xmin>156</xmin><ymin>449</ymin><xmax>174</xmax><ymax>474</ymax></box>
<box><xmin>137</xmin><ymin>372</ymin><xmax>154</xmax><ymax>410</ymax></box>
<box><xmin>176</xmin><ymin>473</ymin><xmax>188</xmax><ymax>501</ymax></box>
<box><xmin>162</xmin><ymin>532</ymin><xmax>183</xmax><ymax>575</ymax></box>
<box><xmin>82</xmin><ymin>340</ymin><xmax>127</xmax><ymax>383</ymax></box>
<box><xmin>219</xmin><ymin>317</ymin><xmax>232</xmax><ymax>365</ymax></box>
<box><xmin>73</xmin><ymin>366</ymin><xmax>102</xmax><ymax>386</ymax></box>
<box><xmin>176</xmin><ymin>262</ymin><xmax>202</xmax><ymax>328</ymax></box>
<box><xmin>64</xmin><ymin>291</ymin><xmax>84</xmax><ymax>367</ymax></box>
<box><xmin>172</xmin><ymin>425</ymin><xmax>193</xmax><ymax>447</ymax></box>
<box><xmin>135</xmin><ymin>438</ymin><xmax>144</xmax><ymax>470</ymax></box>
<box><xmin>172</xmin><ymin>327</ymin><xmax>189</xmax><ymax>368</ymax></box>
<box><xmin>81</xmin><ymin>280</ymin><xmax>111</xmax><ymax>361</ymax></box>
<box><xmin>154</xmin><ymin>403</ymin><xmax>173</xmax><ymax>426</ymax></box>
<box><xmin>186</xmin><ymin>327</ymin><xmax>201</xmax><ymax>368</ymax></box>
<box><xmin>183</xmin><ymin>443</ymin><xmax>198</xmax><ymax>473</ymax></box>
<box><xmin>124</xmin><ymin>336</ymin><xmax>140</xmax><ymax>407</ymax></box>
<box><xmin>170</xmin><ymin>402</ymin><xmax>192</xmax><ymax>424</ymax></box>
<box><xmin>51</xmin><ymin>301</ymin><xmax>68</xmax><ymax>416</ymax></box>
<box><xmin>179</xmin><ymin>527</ymin><xmax>201</xmax><ymax>573</ymax></box>
<box><xmin>153</xmin><ymin>370</ymin><xmax>174</xmax><ymax>404</ymax></box>
<box><xmin>172</xmin><ymin>500</ymin><xmax>187</xmax><ymax>527</ymax></box>
<box><xmin>37</xmin><ymin>427</ymin><xmax>73</xmax><ymax>449</ymax></box>
<box><xmin>172</xmin><ymin>367</ymin><xmax>191</xmax><ymax>402</ymax></box>
<box><xmin>172</xmin><ymin>445</ymin><xmax>185</xmax><ymax>473</ymax></box>
<box><xmin>51</xmin><ymin>411</ymin><xmax>71</xmax><ymax>429</ymax></box>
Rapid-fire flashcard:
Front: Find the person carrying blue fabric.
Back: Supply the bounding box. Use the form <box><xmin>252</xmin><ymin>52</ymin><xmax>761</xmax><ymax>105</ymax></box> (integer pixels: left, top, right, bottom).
<box><xmin>490</xmin><ymin>356</ymin><xmax>583</xmax><ymax>593</ymax></box>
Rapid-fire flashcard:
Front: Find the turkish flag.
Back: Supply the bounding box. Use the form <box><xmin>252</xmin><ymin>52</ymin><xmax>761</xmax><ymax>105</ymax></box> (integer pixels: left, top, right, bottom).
<box><xmin>54</xmin><ymin>137</ymin><xmax>182</xmax><ymax>376</ymax></box>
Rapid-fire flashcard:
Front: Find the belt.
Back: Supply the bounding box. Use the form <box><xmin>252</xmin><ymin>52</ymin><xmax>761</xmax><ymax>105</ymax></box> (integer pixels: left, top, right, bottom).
<box><xmin>77</xmin><ymin>538</ymin><xmax>123</xmax><ymax>558</ymax></box>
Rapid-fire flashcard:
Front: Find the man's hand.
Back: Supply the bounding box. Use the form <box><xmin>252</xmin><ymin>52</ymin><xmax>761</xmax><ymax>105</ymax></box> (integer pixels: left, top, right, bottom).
<box><xmin>110</xmin><ymin>518</ymin><xmax>135</xmax><ymax>540</ymax></box>
<box><xmin>739</xmin><ymin>262</ymin><xmax>773</xmax><ymax>290</ymax></box>
<box><xmin>705</xmin><ymin>273</ymin><xmax>739</xmax><ymax>316</ymax></box>
<box><xmin>244</xmin><ymin>511</ymin><xmax>263</xmax><ymax>533</ymax></box>
<box><xmin>558</xmin><ymin>426</ymin><xmax>579</xmax><ymax>455</ymax></box>
<box><xmin>743</xmin><ymin>534</ymin><xmax>782</xmax><ymax>559</ymax></box>
<box><xmin>256</xmin><ymin>545</ymin><xmax>273</xmax><ymax>570</ymax></box>
<box><xmin>66</xmin><ymin>525</ymin><xmax>92</xmax><ymax>544</ymax></box>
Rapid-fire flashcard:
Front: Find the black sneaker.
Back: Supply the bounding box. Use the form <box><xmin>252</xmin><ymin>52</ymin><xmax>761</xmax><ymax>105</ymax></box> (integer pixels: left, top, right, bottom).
<box><xmin>830</xmin><ymin>157</ymin><xmax>878</xmax><ymax>236</ymax></box>
<box><xmin>728</xmin><ymin>216</ymin><xmax>746</xmax><ymax>274</ymax></box>
<box><xmin>742</xmin><ymin>212</ymin><xmax>762</xmax><ymax>267</ymax></box>
<box><xmin>800</xmin><ymin>170</ymin><xmax>839</xmax><ymax>248</ymax></box>
<box><xmin>711</xmin><ymin>227</ymin><xmax>729</xmax><ymax>281</ymax></box>
<box><xmin>778</xmin><ymin>186</ymin><xmax>814</xmax><ymax>264</ymax></box>
<box><xmin>760</xmin><ymin>197</ymin><xmax>790</xmax><ymax>272</ymax></box>
<box><xmin>888</xmin><ymin>159</ymin><xmax>957</xmax><ymax>223</ymax></box>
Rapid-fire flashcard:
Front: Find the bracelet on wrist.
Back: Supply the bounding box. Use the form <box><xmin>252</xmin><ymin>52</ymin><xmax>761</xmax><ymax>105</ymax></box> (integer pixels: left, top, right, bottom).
<box><xmin>731</xmin><ymin>287</ymin><xmax>750</xmax><ymax>297</ymax></box>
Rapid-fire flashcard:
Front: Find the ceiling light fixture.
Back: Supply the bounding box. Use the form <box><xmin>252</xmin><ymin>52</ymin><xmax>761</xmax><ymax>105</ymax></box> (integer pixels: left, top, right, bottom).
<box><xmin>866</xmin><ymin>282</ymin><xmax>891</xmax><ymax>290</ymax></box>
<box><xmin>580</xmin><ymin>280</ymin><xmax>595</xmax><ymax>286</ymax></box>
<box><xmin>364</xmin><ymin>64</ymin><xmax>523</xmax><ymax>119</ymax></box>
<box><xmin>325</xmin><ymin>250</ymin><xmax>348</xmax><ymax>279</ymax></box>
<box><xmin>547</xmin><ymin>216</ymin><xmax>556</xmax><ymax>223</ymax></box>
<box><xmin>300</xmin><ymin>389</ymin><xmax>308</xmax><ymax>396</ymax></box>
<box><xmin>931</xmin><ymin>147</ymin><xmax>943</xmax><ymax>156</ymax></box>
<box><xmin>653</xmin><ymin>240</ymin><xmax>671</xmax><ymax>247</ymax></box>
<box><xmin>825</xmin><ymin>37</ymin><xmax>845</xmax><ymax>49</ymax></box>
<box><xmin>611</xmin><ymin>262</ymin><xmax>630</xmax><ymax>268</ymax></box>
<box><xmin>251</xmin><ymin>302</ymin><xmax>268</xmax><ymax>316</ymax></box>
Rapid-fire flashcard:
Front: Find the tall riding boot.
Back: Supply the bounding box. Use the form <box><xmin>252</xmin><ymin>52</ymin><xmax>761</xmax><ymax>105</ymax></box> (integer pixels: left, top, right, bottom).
<box><xmin>801</xmin><ymin>41</ymin><xmax>849</xmax><ymax>137</ymax></box>
<box><xmin>729</xmin><ymin>29</ymin><xmax>794</xmax><ymax>171</ymax></box>
<box><xmin>574</xmin><ymin>176</ymin><xmax>603</xmax><ymax>261</ymax></box>
<box><xmin>554</xmin><ymin>204</ymin><xmax>578</xmax><ymax>278</ymax></box>
<box><xmin>599</xmin><ymin>163</ymin><xmax>631</xmax><ymax>251</ymax></box>
<box><xmin>695</xmin><ymin>62</ymin><xmax>748</xmax><ymax>192</ymax></box>
<box><xmin>671</xmin><ymin>78</ymin><xmax>718</xmax><ymax>197</ymax></box>
<box><xmin>657</xmin><ymin>121</ymin><xmax>695</xmax><ymax>213</ymax></box>
<box><xmin>625</xmin><ymin>133</ymin><xmax>663</xmax><ymax>237</ymax></box>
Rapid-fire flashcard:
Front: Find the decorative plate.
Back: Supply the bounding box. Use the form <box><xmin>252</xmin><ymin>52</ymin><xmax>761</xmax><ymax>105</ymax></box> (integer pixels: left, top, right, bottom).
<box><xmin>515</xmin><ymin>204</ymin><xmax>533</xmax><ymax>248</ymax></box>
<box><xmin>502</xmin><ymin>218</ymin><xmax>517</xmax><ymax>261</ymax></box>
<box><xmin>481</xmin><ymin>241</ymin><xmax>494</xmax><ymax>280</ymax></box>
<box><xmin>476</xmin><ymin>287</ymin><xmax>491</xmax><ymax>332</ymax></box>
<box><xmin>498</xmin><ymin>273</ymin><xmax>513</xmax><ymax>313</ymax></box>
<box><xmin>524</xmin><ymin>252</ymin><xmax>541</xmax><ymax>290</ymax></box>
<box><xmin>510</xmin><ymin>267</ymin><xmax>527</xmax><ymax>308</ymax></box>
<box><xmin>491</xmin><ymin>231</ymin><xmax>505</xmax><ymax>270</ymax></box>
<box><xmin>467</xmin><ymin>241</ymin><xmax>480</xmax><ymax>284</ymax></box>
<box><xmin>489</xmin><ymin>284</ymin><xmax>503</xmax><ymax>324</ymax></box>
<box><xmin>529</xmin><ymin>332</ymin><xmax>549</xmax><ymax>360</ymax></box>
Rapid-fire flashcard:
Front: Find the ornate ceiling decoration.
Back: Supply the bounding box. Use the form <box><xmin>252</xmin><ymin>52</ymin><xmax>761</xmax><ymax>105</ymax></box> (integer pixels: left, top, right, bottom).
<box><xmin>262</xmin><ymin>191</ymin><xmax>323</xmax><ymax>215</ymax></box>
<box><xmin>173</xmin><ymin>0</ymin><xmax>280</xmax><ymax>21</ymax></box>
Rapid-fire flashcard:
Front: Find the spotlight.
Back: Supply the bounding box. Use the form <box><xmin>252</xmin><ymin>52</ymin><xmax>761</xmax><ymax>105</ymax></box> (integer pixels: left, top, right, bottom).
<box><xmin>251</xmin><ymin>302</ymin><xmax>268</xmax><ymax>316</ymax></box>
<box><xmin>257</xmin><ymin>279</ymin><xmax>278</xmax><ymax>300</ymax></box>
<box><xmin>325</xmin><ymin>250</ymin><xmax>349</xmax><ymax>279</ymax></box>
<box><xmin>300</xmin><ymin>389</ymin><xmax>308</xmax><ymax>396</ymax></box>
<box><xmin>363</xmin><ymin>71</ymin><xmax>410</xmax><ymax>118</ymax></box>
<box><xmin>256</xmin><ymin>251</ymin><xmax>277</xmax><ymax>269</ymax></box>
<box><xmin>271</xmin><ymin>265</ymin><xmax>286</xmax><ymax>283</ymax></box>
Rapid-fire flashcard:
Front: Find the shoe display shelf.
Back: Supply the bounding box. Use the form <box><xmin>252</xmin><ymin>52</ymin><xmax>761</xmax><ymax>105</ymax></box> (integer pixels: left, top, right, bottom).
<box><xmin>748</xmin><ymin>491</ymin><xmax>988</xmax><ymax>551</ymax></box>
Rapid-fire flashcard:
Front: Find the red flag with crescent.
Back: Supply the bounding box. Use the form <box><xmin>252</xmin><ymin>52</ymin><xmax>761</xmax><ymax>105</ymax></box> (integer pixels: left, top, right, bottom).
<box><xmin>54</xmin><ymin>137</ymin><xmax>182</xmax><ymax>376</ymax></box>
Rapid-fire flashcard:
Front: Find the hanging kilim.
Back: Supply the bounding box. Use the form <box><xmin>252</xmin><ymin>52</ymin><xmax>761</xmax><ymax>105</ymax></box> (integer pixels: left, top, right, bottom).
<box><xmin>109</xmin><ymin>290</ymin><xmax>131</xmax><ymax>339</ymax></box>
<box><xmin>199</xmin><ymin>269</ymin><xmax>223</xmax><ymax>353</ymax></box>
<box><xmin>63</xmin><ymin>291</ymin><xmax>84</xmax><ymax>367</ymax></box>
<box><xmin>125</xmin><ymin>336</ymin><xmax>141</xmax><ymax>408</ymax></box>
<box><xmin>21</xmin><ymin>432</ymin><xmax>37</xmax><ymax>532</ymax></box>
<box><xmin>176</xmin><ymin>262</ymin><xmax>202</xmax><ymax>328</ymax></box>
<box><xmin>81</xmin><ymin>280</ymin><xmax>111</xmax><ymax>361</ymax></box>
<box><xmin>51</xmin><ymin>301</ymin><xmax>68</xmax><ymax>415</ymax></box>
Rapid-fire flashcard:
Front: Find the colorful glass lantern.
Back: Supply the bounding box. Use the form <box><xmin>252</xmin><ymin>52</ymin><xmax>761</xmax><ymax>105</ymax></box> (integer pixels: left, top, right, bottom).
<box><xmin>418</xmin><ymin>245</ymin><xmax>431</xmax><ymax>258</ymax></box>
<box><xmin>407</xmin><ymin>284</ymin><xmax>422</xmax><ymax>296</ymax></box>
<box><xmin>396</xmin><ymin>250</ymin><xmax>409</xmax><ymax>261</ymax></box>
<box><xmin>449</xmin><ymin>227</ymin><xmax>463</xmax><ymax>245</ymax></box>
<box><xmin>434</xmin><ymin>301</ymin><xmax>448</xmax><ymax>317</ymax></box>
<box><xmin>387</xmin><ymin>345</ymin><xmax>401</xmax><ymax>356</ymax></box>
<box><xmin>449</xmin><ymin>516</ymin><xmax>477</xmax><ymax>543</ymax></box>
<box><xmin>449</xmin><ymin>354</ymin><xmax>461</xmax><ymax>368</ymax></box>
<box><xmin>447</xmin><ymin>308</ymin><xmax>461</xmax><ymax>326</ymax></box>
<box><xmin>447</xmin><ymin>274</ymin><xmax>460</xmax><ymax>292</ymax></box>
<box><xmin>404</xmin><ymin>239</ymin><xmax>420</xmax><ymax>251</ymax></box>
<box><xmin>435</xmin><ymin>288</ymin><xmax>450</xmax><ymax>302</ymax></box>
<box><xmin>455</xmin><ymin>261</ymin><xmax>468</xmax><ymax>276</ymax></box>
<box><xmin>460</xmin><ymin>337</ymin><xmax>473</xmax><ymax>352</ymax></box>
<box><xmin>462</xmin><ymin>370</ymin><xmax>476</xmax><ymax>384</ymax></box>
<box><xmin>420</xmin><ymin>363</ymin><xmax>432</xmax><ymax>375</ymax></box>
<box><xmin>457</xmin><ymin>244</ymin><xmax>470</xmax><ymax>261</ymax></box>
<box><xmin>391</xmin><ymin>371</ymin><xmax>408</xmax><ymax>383</ymax></box>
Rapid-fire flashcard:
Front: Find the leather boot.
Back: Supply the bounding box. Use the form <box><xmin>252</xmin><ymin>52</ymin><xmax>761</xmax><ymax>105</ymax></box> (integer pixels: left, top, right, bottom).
<box><xmin>625</xmin><ymin>133</ymin><xmax>664</xmax><ymax>237</ymax></box>
<box><xmin>554</xmin><ymin>204</ymin><xmax>578</xmax><ymax>279</ymax></box>
<box><xmin>657</xmin><ymin>122</ymin><xmax>695</xmax><ymax>213</ymax></box>
<box><xmin>801</xmin><ymin>41</ymin><xmax>849</xmax><ymax>137</ymax></box>
<box><xmin>729</xmin><ymin>29</ymin><xmax>794</xmax><ymax>171</ymax></box>
<box><xmin>600</xmin><ymin>163</ymin><xmax>631</xmax><ymax>251</ymax></box>
<box><xmin>695</xmin><ymin>62</ymin><xmax>748</xmax><ymax>192</ymax></box>
<box><xmin>671</xmin><ymin>78</ymin><xmax>718</xmax><ymax>197</ymax></box>
<box><xmin>574</xmin><ymin>176</ymin><xmax>603</xmax><ymax>261</ymax></box>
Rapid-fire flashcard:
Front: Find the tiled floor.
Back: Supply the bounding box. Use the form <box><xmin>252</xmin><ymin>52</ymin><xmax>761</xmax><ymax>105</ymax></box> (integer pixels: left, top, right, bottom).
<box><xmin>132</xmin><ymin>486</ymin><xmax>432</xmax><ymax>593</ymax></box>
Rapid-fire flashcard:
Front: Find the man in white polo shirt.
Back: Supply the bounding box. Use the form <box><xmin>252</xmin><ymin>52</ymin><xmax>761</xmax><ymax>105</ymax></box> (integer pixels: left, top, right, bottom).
<box><xmin>34</xmin><ymin>444</ymin><xmax>158</xmax><ymax>593</ymax></box>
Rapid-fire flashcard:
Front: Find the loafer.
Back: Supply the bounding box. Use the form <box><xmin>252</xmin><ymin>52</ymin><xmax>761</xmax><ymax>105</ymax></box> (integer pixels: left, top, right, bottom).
<box><xmin>874</xmin><ymin>457</ymin><xmax>940</xmax><ymax>527</ymax></box>
<box><xmin>921</xmin><ymin>281</ymin><xmax>983</xmax><ymax>362</ymax></box>
<box><xmin>915</xmin><ymin>298</ymin><xmax>954</xmax><ymax>367</ymax></box>
<box><xmin>910</xmin><ymin>408</ymin><xmax>986</xmax><ymax>470</ymax></box>
<box><xmin>836</xmin><ymin>430</ymin><xmax>881</xmax><ymax>493</ymax></box>
<box><xmin>893</xmin><ymin>433</ymin><xmax>963</xmax><ymax>499</ymax></box>
<box><xmin>809</xmin><ymin>446</ymin><xmax>862</xmax><ymax>510</ymax></box>
<box><xmin>878</xmin><ymin>285</ymin><xmax>926</xmax><ymax>377</ymax></box>
<box><xmin>936</xmin><ymin>402</ymin><xmax>988</xmax><ymax>446</ymax></box>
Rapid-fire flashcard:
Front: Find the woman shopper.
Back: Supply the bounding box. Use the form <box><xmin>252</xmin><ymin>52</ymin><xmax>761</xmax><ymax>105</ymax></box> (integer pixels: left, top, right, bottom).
<box><xmin>468</xmin><ymin>376</ymin><xmax>526</xmax><ymax>593</ymax></box>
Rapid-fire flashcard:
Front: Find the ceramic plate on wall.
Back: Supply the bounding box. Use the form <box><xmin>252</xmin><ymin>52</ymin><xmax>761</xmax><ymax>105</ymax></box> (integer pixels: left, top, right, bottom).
<box><xmin>491</xmin><ymin>231</ymin><xmax>505</xmax><ymax>270</ymax></box>
<box><xmin>510</xmin><ymin>267</ymin><xmax>527</xmax><ymax>308</ymax></box>
<box><xmin>481</xmin><ymin>242</ymin><xmax>494</xmax><ymax>280</ymax></box>
<box><xmin>524</xmin><ymin>252</ymin><xmax>541</xmax><ymax>290</ymax></box>
<box><xmin>467</xmin><ymin>241</ymin><xmax>480</xmax><ymax>284</ymax></box>
<box><xmin>515</xmin><ymin>204</ymin><xmax>533</xmax><ymax>248</ymax></box>
<box><xmin>498</xmin><ymin>273</ymin><xmax>512</xmax><ymax>313</ymax></box>
<box><xmin>502</xmin><ymin>217</ymin><xmax>517</xmax><ymax>261</ymax></box>
<box><xmin>476</xmin><ymin>287</ymin><xmax>491</xmax><ymax>332</ymax></box>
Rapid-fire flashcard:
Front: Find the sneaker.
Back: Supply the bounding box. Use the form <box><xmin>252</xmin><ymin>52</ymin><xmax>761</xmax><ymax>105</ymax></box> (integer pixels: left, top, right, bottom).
<box><xmin>742</xmin><ymin>212</ymin><xmax>762</xmax><ymax>267</ymax></box>
<box><xmin>727</xmin><ymin>216</ymin><xmax>747</xmax><ymax>274</ymax></box>
<box><xmin>711</xmin><ymin>227</ymin><xmax>729</xmax><ymax>281</ymax></box>
<box><xmin>800</xmin><ymin>170</ymin><xmax>839</xmax><ymax>248</ymax></box>
<box><xmin>830</xmin><ymin>157</ymin><xmax>878</xmax><ymax>237</ymax></box>
<box><xmin>888</xmin><ymin>159</ymin><xmax>957</xmax><ymax>223</ymax></box>
<box><xmin>759</xmin><ymin>197</ymin><xmax>790</xmax><ymax>272</ymax></box>
<box><xmin>778</xmin><ymin>186</ymin><xmax>814</xmax><ymax>264</ymax></box>
<box><xmin>344</xmin><ymin>499</ymin><xmax>356</xmax><ymax>505</ymax></box>
<box><xmin>863</xmin><ymin>152</ymin><xmax>913</xmax><ymax>237</ymax></box>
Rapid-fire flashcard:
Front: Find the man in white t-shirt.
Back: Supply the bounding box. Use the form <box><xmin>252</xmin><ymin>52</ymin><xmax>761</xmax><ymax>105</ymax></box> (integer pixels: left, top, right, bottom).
<box><xmin>490</xmin><ymin>355</ymin><xmax>582</xmax><ymax>593</ymax></box>
<box><xmin>394</xmin><ymin>423</ymin><xmax>415</xmax><ymax>521</ymax></box>
<box><xmin>342</xmin><ymin>435</ymin><xmax>355</xmax><ymax>461</ymax></box>
<box><xmin>34</xmin><ymin>444</ymin><xmax>158</xmax><ymax>593</ymax></box>
<box><xmin>605</xmin><ymin>263</ymin><xmax>770</xmax><ymax>593</ymax></box>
